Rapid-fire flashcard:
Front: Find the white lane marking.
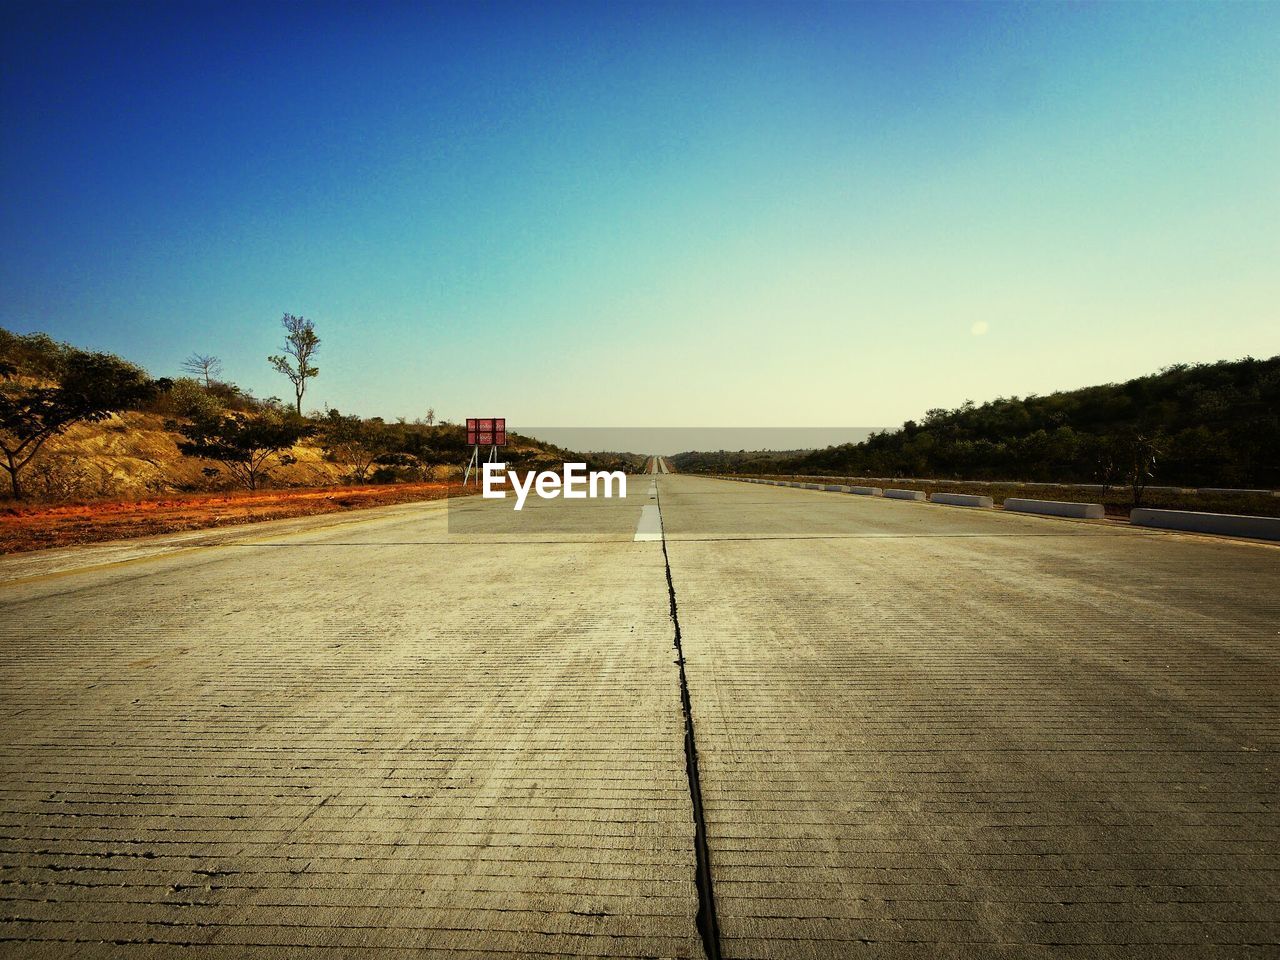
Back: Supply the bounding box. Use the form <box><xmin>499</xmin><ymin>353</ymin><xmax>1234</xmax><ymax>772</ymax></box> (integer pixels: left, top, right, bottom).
<box><xmin>634</xmin><ymin>504</ymin><xmax>663</xmax><ymax>541</ymax></box>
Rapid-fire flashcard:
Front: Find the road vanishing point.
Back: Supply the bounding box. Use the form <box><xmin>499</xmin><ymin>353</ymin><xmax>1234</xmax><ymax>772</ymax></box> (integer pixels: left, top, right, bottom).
<box><xmin>1</xmin><ymin>472</ymin><xmax>1277</xmax><ymax>958</ymax></box>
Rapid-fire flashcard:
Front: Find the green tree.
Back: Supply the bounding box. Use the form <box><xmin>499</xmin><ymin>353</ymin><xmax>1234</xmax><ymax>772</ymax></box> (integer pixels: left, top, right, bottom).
<box><xmin>161</xmin><ymin>378</ymin><xmax>226</xmax><ymax>420</ymax></box>
<box><xmin>0</xmin><ymin>348</ymin><xmax>160</xmax><ymax>499</ymax></box>
<box><xmin>172</xmin><ymin>412</ymin><xmax>313</xmax><ymax>490</ymax></box>
<box><xmin>268</xmin><ymin>314</ymin><xmax>320</xmax><ymax>415</ymax></box>
<box><xmin>319</xmin><ymin>410</ymin><xmax>395</xmax><ymax>483</ymax></box>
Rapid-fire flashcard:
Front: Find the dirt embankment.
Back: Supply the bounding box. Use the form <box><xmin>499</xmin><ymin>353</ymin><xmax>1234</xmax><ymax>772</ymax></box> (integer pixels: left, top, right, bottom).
<box><xmin>0</xmin><ymin>482</ymin><xmax>471</xmax><ymax>554</ymax></box>
<box><xmin>21</xmin><ymin>410</ymin><xmax>348</xmax><ymax>500</ymax></box>
<box><xmin>1</xmin><ymin>407</ymin><xmax>588</xmax><ymax>553</ymax></box>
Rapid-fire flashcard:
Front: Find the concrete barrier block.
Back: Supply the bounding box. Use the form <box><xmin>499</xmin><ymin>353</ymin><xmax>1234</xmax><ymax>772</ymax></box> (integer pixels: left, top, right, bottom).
<box><xmin>1130</xmin><ymin>508</ymin><xmax>1280</xmax><ymax>541</ymax></box>
<box><xmin>1198</xmin><ymin>487</ymin><xmax>1274</xmax><ymax>496</ymax></box>
<box><xmin>930</xmin><ymin>492</ymin><xmax>994</xmax><ymax>508</ymax></box>
<box><xmin>804</xmin><ymin>483</ymin><xmax>822</xmax><ymax>490</ymax></box>
<box><xmin>823</xmin><ymin>484</ymin><xmax>843</xmax><ymax>492</ymax></box>
<box><xmin>846</xmin><ymin>486</ymin><xmax>883</xmax><ymax>496</ymax></box>
<box><xmin>885</xmin><ymin>488</ymin><xmax>926</xmax><ymax>501</ymax></box>
<box><xmin>1005</xmin><ymin>498</ymin><xmax>1105</xmax><ymax>519</ymax></box>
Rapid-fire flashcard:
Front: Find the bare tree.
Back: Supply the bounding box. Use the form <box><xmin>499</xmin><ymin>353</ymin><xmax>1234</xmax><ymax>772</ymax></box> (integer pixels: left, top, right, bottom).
<box><xmin>424</xmin><ymin>407</ymin><xmax>436</xmax><ymax>426</ymax></box>
<box><xmin>319</xmin><ymin>410</ymin><xmax>394</xmax><ymax>483</ymax></box>
<box><xmin>181</xmin><ymin>353</ymin><xmax>223</xmax><ymax>388</ymax></box>
<box><xmin>268</xmin><ymin>314</ymin><xmax>320</xmax><ymax>416</ymax></box>
<box><xmin>1124</xmin><ymin>431</ymin><xmax>1164</xmax><ymax>508</ymax></box>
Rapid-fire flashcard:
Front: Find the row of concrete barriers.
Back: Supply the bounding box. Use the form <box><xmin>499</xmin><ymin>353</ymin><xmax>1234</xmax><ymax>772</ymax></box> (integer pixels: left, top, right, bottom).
<box><xmin>729</xmin><ymin>477</ymin><xmax>1280</xmax><ymax>541</ymax></box>
<box><xmin>757</xmin><ymin>476</ymin><xmax>1279</xmax><ymax>498</ymax></box>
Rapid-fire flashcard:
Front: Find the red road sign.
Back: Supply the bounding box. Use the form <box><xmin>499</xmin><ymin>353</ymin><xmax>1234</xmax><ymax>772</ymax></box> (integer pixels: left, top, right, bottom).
<box><xmin>467</xmin><ymin>418</ymin><xmax>506</xmax><ymax>446</ymax></box>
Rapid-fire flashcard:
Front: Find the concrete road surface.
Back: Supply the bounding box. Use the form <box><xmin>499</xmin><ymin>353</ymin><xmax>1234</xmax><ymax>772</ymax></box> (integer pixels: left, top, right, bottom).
<box><xmin>1</xmin><ymin>474</ymin><xmax>1277</xmax><ymax>959</ymax></box>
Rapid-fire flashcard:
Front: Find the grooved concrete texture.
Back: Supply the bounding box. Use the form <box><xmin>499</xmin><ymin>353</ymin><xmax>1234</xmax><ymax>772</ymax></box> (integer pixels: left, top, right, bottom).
<box><xmin>0</xmin><ymin>483</ymin><xmax>701</xmax><ymax>959</ymax></box>
<box><xmin>661</xmin><ymin>476</ymin><xmax>1280</xmax><ymax>959</ymax></box>
<box><xmin>2</xmin><ymin>473</ymin><xmax>1278</xmax><ymax>959</ymax></box>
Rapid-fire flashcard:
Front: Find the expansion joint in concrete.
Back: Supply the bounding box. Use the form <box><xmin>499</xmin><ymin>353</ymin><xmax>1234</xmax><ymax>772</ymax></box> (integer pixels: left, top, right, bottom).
<box><xmin>655</xmin><ymin>486</ymin><xmax>722</xmax><ymax>960</ymax></box>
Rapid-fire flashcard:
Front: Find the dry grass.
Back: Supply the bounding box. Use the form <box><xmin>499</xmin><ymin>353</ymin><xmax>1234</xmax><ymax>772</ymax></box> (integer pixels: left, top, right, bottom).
<box><xmin>20</xmin><ymin>410</ymin><xmax>348</xmax><ymax>500</ymax></box>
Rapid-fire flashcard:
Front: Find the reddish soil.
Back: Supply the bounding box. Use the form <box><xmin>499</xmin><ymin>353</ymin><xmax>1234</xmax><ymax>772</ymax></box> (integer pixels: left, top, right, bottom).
<box><xmin>0</xmin><ymin>482</ymin><xmax>471</xmax><ymax>554</ymax></box>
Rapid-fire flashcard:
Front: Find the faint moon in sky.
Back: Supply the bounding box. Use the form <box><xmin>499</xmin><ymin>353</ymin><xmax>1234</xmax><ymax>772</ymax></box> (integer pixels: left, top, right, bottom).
<box><xmin>971</xmin><ymin>321</ymin><xmax>990</xmax><ymax>336</ymax></box>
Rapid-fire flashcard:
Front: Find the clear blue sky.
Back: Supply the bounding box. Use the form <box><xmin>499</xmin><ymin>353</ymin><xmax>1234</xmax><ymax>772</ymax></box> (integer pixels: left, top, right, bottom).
<box><xmin>2</xmin><ymin>1</ymin><xmax>1276</xmax><ymax>427</ymax></box>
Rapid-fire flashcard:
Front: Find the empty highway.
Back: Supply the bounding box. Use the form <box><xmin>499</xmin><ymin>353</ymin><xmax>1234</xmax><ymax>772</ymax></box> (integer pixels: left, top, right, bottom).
<box><xmin>1</xmin><ymin>475</ymin><xmax>1277</xmax><ymax>959</ymax></box>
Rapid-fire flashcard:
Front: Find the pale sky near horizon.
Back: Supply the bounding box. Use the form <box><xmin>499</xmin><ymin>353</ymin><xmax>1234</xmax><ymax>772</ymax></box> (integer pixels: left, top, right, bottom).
<box><xmin>2</xmin><ymin>1</ymin><xmax>1277</xmax><ymax>428</ymax></box>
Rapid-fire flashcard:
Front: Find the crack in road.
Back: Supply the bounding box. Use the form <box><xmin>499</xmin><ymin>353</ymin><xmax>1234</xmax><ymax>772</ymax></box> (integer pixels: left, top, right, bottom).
<box><xmin>655</xmin><ymin>483</ymin><xmax>722</xmax><ymax>960</ymax></box>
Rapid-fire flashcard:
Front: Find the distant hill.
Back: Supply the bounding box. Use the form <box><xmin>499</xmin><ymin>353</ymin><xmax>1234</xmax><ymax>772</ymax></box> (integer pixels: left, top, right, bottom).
<box><xmin>668</xmin><ymin>448</ymin><xmax>814</xmax><ymax>474</ymax></box>
<box><xmin>684</xmin><ymin>357</ymin><xmax>1280</xmax><ymax>489</ymax></box>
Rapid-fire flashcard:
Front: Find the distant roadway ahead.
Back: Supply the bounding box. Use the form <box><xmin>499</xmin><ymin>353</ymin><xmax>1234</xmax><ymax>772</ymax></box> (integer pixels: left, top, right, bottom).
<box><xmin>1</xmin><ymin>475</ymin><xmax>1276</xmax><ymax>958</ymax></box>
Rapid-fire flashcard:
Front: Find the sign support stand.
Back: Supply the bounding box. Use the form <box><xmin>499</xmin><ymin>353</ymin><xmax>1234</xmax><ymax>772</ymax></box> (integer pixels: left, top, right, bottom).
<box><xmin>463</xmin><ymin>445</ymin><xmax>500</xmax><ymax>486</ymax></box>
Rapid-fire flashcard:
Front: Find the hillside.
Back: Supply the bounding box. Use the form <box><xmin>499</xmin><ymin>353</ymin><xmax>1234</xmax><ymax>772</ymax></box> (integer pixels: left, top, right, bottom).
<box><xmin>667</xmin><ymin>449</ymin><xmax>811</xmax><ymax>475</ymax></box>
<box><xmin>679</xmin><ymin>357</ymin><xmax>1280</xmax><ymax>489</ymax></box>
<box><xmin>0</xmin><ymin>328</ymin><xmax>644</xmax><ymax>505</ymax></box>
<box><xmin>20</xmin><ymin>410</ymin><xmax>637</xmax><ymax>503</ymax></box>
<box><xmin>24</xmin><ymin>411</ymin><xmax>342</xmax><ymax>500</ymax></box>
